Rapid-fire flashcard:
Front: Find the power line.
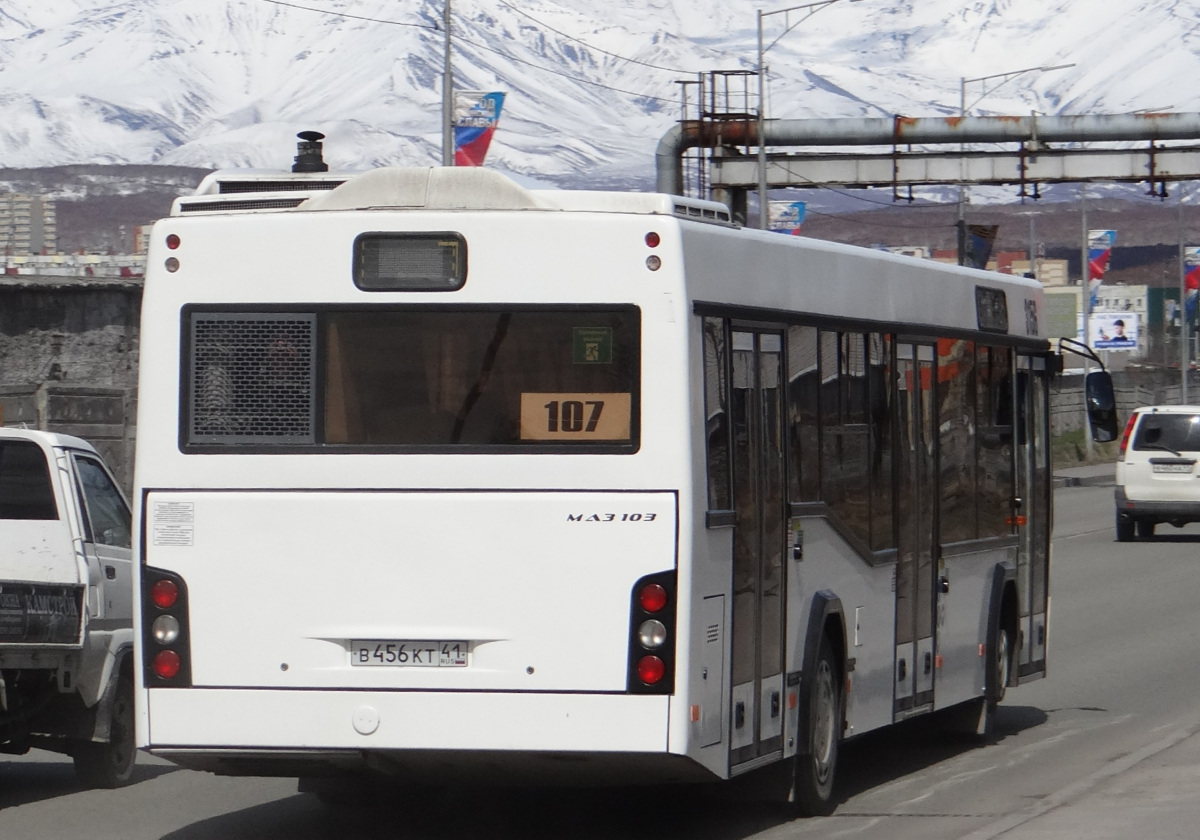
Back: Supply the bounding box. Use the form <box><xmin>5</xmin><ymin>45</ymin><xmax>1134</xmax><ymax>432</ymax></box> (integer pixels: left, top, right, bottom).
<box><xmin>451</xmin><ymin>31</ymin><xmax>679</xmax><ymax>105</ymax></box>
<box><xmin>493</xmin><ymin>0</ymin><xmax>695</xmax><ymax>74</ymax></box>
<box><xmin>254</xmin><ymin>0</ymin><xmax>680</xmax><ymax>105</ymax></box>
<box><xmin>258</xmin><ymin>0</ymin><xmax>435</xmax><ymax>29</ymax></box>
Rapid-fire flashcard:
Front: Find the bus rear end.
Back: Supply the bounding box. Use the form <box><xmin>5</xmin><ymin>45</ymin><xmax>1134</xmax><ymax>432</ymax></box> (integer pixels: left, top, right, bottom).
<box><xmin>141</xmin><ymin>488</ymin><xmax>682</xmax><ymax>781</ymax></box>
<box><xmin>134</xmin><ymin>168</ymin><xmax>709</xmax><ymax>785</ymax></box>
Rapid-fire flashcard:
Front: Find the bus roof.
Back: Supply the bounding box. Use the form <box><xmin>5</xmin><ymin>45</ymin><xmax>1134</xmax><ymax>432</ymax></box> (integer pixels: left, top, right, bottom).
<box><xmin>172</xmin><ymin>166</ymin><xmax>734</xmax><ymax>226</ymax></box>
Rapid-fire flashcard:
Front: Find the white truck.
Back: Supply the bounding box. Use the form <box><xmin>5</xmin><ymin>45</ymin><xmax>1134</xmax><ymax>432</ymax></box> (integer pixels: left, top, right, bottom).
<box><xmin>0</xmin><ymin>427</ymin><xmax>135</xmax><ymax>787</ymax></box>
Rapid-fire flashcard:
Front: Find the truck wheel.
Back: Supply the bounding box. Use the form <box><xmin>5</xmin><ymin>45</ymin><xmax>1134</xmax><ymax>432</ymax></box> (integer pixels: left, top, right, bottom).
<box><xmin>794</xmin><ymin>638</ymin><xmax>841</xmax><ymax>816</ymax></box>
<box><xmin>74</xmin><ymin>674</ymin><xmax>136</xmax><ymax>788</ymax></box>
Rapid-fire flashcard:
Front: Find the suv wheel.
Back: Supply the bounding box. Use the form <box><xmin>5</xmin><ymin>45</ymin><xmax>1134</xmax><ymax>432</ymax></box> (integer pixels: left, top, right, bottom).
<box><xmin>1136</xmin><ymin>520</ymin><xmax>1156</xmax><ymax>540</ymax></box>
<box><xmin>1116</xmin><ymin>513</ymin><xmax>1134</xmax><ymax>542</ymax></box>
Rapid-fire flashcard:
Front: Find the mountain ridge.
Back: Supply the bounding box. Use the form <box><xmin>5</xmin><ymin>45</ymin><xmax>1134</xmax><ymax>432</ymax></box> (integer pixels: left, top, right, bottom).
<box><xmin>1</xmin><ymin>0</ymin><xmax>1199</xmax><ymax>189</ymax></box>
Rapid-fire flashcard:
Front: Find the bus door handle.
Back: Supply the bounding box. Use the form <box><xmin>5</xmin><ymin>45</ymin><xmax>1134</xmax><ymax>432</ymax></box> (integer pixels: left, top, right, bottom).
<box><xmin>770</xmin><ymin>690</ymin><xmax>780</xmax><ymax>719</ymax></box>
<box><xmin>939</xmin><ymin>576</ymin><xmax>950</xmax><ymax>594</ymax></box>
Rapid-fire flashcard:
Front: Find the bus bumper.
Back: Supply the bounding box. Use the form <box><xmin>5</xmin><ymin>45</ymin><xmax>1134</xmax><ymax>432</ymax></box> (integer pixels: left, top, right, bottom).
<box><xmin>143</xmin><ymin>688</ymin><xmax>710</xmax><ymax>783</ymax></box>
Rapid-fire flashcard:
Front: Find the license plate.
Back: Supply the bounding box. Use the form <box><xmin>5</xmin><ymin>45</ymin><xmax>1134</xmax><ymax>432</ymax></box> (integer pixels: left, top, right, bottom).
<box><xmin>350</xmin><ymin>640</ymin><xmax>468</xmax><ymax>667</ymax></box>
<box><xmin>1152</xmin><ymin>463</ymin><xmax>1193</xmax><ymax>474</ymax></box>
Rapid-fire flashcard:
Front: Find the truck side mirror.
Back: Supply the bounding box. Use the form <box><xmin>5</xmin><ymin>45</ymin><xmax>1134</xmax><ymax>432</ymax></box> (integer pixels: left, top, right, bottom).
<box><xmin>1085</xmin><ymin>371</ymin><xmax>1119</xmax><ymax>443</ymax></box>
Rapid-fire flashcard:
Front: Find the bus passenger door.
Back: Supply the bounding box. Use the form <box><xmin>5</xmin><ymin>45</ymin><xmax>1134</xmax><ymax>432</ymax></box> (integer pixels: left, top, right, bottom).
<box><xmin>728</xmin><ymin>330</ymin><xmax>787</xmax><ymax>765</ymax></box>
<box><xmin>895</xmin><ymin>343</ymin><xmax>937</xmax><ymax>714</ymax></box>
<box><xmin>1014</xmin><ymin>357</ymin><xmax>1051</xmax><ymax>679</ymax></box>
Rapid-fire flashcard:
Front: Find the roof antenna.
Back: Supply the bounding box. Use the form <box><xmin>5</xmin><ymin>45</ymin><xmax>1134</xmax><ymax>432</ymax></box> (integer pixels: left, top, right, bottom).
<box><xmin>292</xmin><ymin>131</ymin><xmax>328</xmax><ymax>173</ymax></box>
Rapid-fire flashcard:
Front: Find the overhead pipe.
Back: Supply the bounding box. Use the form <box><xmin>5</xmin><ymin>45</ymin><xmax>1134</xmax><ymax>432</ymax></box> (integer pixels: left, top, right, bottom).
<box><xmin>655</xmin><ymin>112</ymin><xmax>1200</xmax><ymax>196</ymax></box>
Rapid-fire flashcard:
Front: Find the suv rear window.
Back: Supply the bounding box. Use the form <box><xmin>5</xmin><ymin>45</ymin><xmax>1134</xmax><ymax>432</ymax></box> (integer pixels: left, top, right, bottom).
<box><xmin>0</xmin><ymin>440</ymin><xmax>58</xmax><ymax>520</ymax></box>
<box><xmin>1133</xmin><ymin>413</ymin><xmax>1200</xmax><ymax>453</ymax></box>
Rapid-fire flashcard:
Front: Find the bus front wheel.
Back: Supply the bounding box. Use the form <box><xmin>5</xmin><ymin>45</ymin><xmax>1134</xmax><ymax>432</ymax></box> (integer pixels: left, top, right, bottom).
<box><xmin>794</xmin><ymin>638</ymin><xmax>842</xmax><ymax>816</ymax></box>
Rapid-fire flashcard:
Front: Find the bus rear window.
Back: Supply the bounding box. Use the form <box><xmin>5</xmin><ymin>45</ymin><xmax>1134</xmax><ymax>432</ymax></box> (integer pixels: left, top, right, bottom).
<box><xmin>185</xmin><ymin>307</ymin><xmax>640</xmax><ymax>451</ymax></box>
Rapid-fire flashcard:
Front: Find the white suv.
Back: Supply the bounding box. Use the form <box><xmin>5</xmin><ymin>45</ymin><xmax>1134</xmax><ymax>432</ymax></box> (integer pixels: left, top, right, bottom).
<box><xmin>1115</xmin><ymin>405</ymin><xmax>1200</xmax><ymax>541</ymax></box>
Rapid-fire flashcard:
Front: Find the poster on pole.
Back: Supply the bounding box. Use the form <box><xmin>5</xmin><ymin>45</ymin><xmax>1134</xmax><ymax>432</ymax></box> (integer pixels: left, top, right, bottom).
<box><xmin>1087</xmin><ymin>229</ymin><xmax>1116</xmax><ymax>310</ymax></box>
<box><xmin>453</xmin><ymin>91</ymin><xmax>506</xmax><ymax>167</ymax></box>
<box><xmin>1090</xmin><ymin>312</ymin><xmax>1138</xmax><ymax>350</ymax></box>
<box><xmin>768</xmin><ymin>200</ymin><xmax>806</xmax><ymax>235</ymax></box>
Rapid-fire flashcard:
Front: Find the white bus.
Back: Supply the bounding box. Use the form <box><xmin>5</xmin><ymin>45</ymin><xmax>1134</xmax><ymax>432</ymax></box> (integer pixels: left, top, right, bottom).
<box><xmin>133</xmin><ymin>139</ymin><xmax>1113</xmax><ymax>813</ymax></box>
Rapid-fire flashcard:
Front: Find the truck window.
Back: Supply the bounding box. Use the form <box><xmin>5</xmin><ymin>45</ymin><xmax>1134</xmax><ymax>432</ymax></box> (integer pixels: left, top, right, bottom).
<box><xmin>0</xmin><ymin>440</ymin><xmax>58</xmax><ymax>520</ymax></box>
<box><xmin>74</xmin><ymin>455</ymin><xmax>132</xmax><ymax>549</ymax></box>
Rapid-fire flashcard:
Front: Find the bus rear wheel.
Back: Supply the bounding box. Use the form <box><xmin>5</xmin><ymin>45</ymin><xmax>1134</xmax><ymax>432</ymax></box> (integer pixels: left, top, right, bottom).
<box><xmin>794</xmin><ymin>639</ymin><xmax>841</xmax><ymax>816</ymax></box>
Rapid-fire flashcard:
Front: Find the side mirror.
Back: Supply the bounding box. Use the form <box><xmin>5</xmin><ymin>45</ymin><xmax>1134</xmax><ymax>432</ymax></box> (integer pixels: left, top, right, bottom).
<box><xmin>1085</xmin><ymin>371</ymin><xmax>1119</xmax><ymax>443</ymax></box>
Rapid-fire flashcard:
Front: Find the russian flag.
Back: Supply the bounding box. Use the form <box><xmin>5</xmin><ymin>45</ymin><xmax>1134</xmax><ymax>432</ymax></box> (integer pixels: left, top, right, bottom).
<box><xmin>453</xmin><ymin>92</ymin><xmax>506</xmax><ymax>167</ymax></box>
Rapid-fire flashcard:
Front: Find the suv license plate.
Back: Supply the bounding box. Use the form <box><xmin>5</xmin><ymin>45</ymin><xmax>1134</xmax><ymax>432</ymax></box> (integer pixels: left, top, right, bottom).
<box><xmin>351</xmin><ymin>640</ymin><xmax>468</xmax><ymax>667</ymax></box>
<box><xmin>1152</xmin><ymin>463</ymin><xmax>1193</xmax><ymax>474</ymax></box>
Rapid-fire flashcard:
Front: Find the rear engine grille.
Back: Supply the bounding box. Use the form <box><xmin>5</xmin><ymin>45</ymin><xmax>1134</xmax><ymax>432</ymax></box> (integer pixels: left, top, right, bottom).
<box><xmin>188</xmin><ymin>313</ymin><xmax>317</xmax><ymax>445</ymax></box>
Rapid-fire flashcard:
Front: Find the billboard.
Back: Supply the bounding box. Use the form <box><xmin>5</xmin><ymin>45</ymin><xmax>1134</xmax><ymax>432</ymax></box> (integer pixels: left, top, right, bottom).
<box><xmin>453</xmin><ymin>91</ymin><xmax>506</xmax><ymax>167</ymax></box>
<box><xmin>1090</xmin><ymin>312</ymin><xmax>1138</xmax><ymax>350</ymax></box>
<box><xmin>768</xmin><ymin>200</ymin><xmax>806</xmax><ymax>235</ymax></box>
<box><xmin>1043</xmin><ymin>291</ymin><xmax>1078</xmax><ymax>339</ymax></box>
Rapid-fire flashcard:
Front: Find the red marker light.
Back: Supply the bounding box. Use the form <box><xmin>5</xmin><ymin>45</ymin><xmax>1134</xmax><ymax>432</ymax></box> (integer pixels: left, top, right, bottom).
<box><xmin>645</xmin><ymin>232</ymin><xmax>661</xmax><ymax>248</ymax></box>
<box><xmin>638</xmin><ymin>583</ymin><xmax>668</xmax><ymax>613</ymax></box>
<box><xmin>636</xmin><ymin>655</ymin><xmax>665</xmax><ymax>685</ymax></box>
<box><xmin>152</xmin><ymin>649</ymin><xmax>182</xmax><ymax>679</ymax></box>
<box><xmin>151</xmin><ymin>579</ymin><xmax>179</xmax><ymax>609</ymax></box>
<box><xmin>166</xmin><ymin>234</ymin><xmax>181</xmax><ymax>250</ymax></box>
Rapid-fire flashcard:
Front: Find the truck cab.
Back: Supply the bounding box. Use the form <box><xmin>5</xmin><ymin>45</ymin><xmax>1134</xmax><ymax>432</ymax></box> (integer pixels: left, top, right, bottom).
<box><xmin>0</xmin><ymin>427</ymin><xmax>135</xmax><ymax>787</ymax></box>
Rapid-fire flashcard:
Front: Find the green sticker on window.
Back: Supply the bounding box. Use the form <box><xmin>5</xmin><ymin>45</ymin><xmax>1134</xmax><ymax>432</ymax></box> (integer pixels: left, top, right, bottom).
<box><xmin>573</xmin><ymin>327</ymin><xmax>613</xmax><ymax>364</ymax></box>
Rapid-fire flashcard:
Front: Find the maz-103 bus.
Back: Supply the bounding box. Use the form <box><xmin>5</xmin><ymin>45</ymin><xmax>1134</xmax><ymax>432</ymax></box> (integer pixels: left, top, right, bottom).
<box><xmin>132</xmin><ymin>137</ymin><xmax>1115</xmax><ymax>814</ymax></box>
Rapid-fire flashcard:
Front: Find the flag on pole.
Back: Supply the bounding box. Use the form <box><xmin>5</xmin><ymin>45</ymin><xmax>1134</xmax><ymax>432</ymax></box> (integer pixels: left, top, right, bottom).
<box><xmin>453</xmin><ymin>91</ymin><xmax>506</xmax><ymax>167</ymax></box>
<box><xmin>962</xmin><ymin>224</ymin><xmax>999</xmax><ymax>269</ymax></box>
<box><xmin>1087</xmin><ymin>229</ymin><xmax>1116</xmax><ymax>310</ymax></box>
<box><xmin>1185</xmin><ymin>246</ymin><xmax>1200</xmax><ymax>320</ymax></box>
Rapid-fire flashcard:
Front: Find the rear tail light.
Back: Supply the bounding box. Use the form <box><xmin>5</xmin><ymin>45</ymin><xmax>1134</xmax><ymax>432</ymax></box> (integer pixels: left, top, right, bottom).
<box><xmin>142</xmin><ymin>567</ymin><xmax>192</xmax><ymax>688</ymax></box>
<box><xmin>152</xmin><ymin>650</ymin><xmax>182</xmax><ymax>680</ymax></box>
<box><xmin>638</xmin><ymin>583</ymin><xmax>668</xmax><ymax>613</ymax></box>
<box><xmin>627</xmin><ymin>571</ymin><xmax>676</xmax><ymax>694</ymax></box>
<box><xmin>1118</xmin><ymin>413</ymin><xmax>1138</xmax><ymax>458</ymax></box>
<box><xmin>151</xmin><ymin>579</ymin><xmax>179</xmax><ymax>609</ymax></box>
<box><xmin>636</xmin><ymin>655</ymin><xmax>666</xmax><ymax>685</ymax></box>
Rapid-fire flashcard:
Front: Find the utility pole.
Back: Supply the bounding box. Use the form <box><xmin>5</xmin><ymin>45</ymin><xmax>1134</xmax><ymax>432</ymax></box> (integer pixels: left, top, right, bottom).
<box><xmin>1081</xmin><ymin>188</ymin><xmax>1094</xmax><ymax>458</ymax></box>
<box><xmin>442</xmin><ymin>1</ymin><xmax>453</xmax><ymax>167</ymax></box>
<box><xmin>1180</xmin><ymin>184</ymin><xmax>1190</xmax><ymax>402</ymax></box>
<box><xmin>755</xmin><ymin>0</ymin><xmax>861</xmax><ymax>230</ymax></box>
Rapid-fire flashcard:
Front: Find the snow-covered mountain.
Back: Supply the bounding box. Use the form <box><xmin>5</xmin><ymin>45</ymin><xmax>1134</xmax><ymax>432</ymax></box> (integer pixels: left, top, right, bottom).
<box><xmin>1</xmin><ymin>0</ymin><xmax>1199</xmax><ymax>189</ymax></box>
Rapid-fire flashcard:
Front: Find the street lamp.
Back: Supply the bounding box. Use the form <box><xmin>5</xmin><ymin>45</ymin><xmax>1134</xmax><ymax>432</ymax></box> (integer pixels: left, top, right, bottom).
<box><xmin>956</xmin><ymin>63</ymin><xmax>1074</xmax><ymax>263</ymax></box>
<box><xmin>756</xmin><ymin>0</ymin><xmax>862</xmax><ymax>230</ymax></box>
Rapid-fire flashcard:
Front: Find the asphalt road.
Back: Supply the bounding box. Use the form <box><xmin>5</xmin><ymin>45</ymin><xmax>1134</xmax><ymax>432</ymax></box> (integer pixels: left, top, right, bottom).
<box><xmin>3</xmin><ymin>483</ymin><xmax>1199</xmax><ymax>840</ymax></box>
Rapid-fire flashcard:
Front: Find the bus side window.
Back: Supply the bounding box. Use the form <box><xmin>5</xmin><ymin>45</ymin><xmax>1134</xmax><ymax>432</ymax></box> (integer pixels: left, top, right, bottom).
<box><xmin>976</xmin><ymin>346</ymin><xmax>1014</xmax><ymax>539</ymax></box>
<box><xmin>937</xmin><ymin>339</ymin><xmax>978</xmax><ymax>545</ymax></box>
<box><xmin>786</xmin><ymin>325</ymin><xmax>820</xmax><ymax>503</ymax></box>
<box><xmin>867</xmin><ymin>333</ymin><xmax>894</xmax><ymax>552</ymax></box>
<box><xmin>702</xmin><ymin>317</ymin><xmax>732</xmax><ymax>513</ymax></box>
